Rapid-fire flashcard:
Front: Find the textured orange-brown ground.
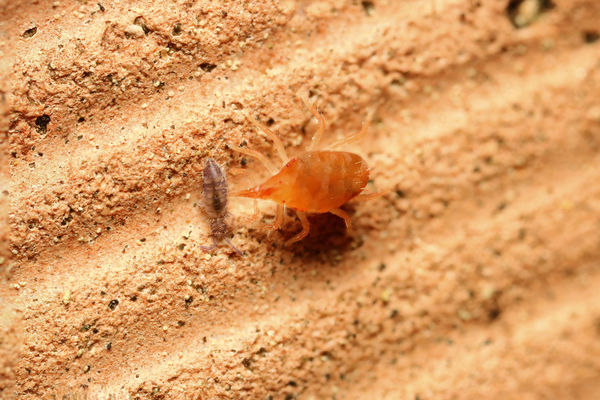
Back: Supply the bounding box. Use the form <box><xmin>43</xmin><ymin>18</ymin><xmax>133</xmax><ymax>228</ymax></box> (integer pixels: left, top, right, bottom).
<box><xmin>1</xmin><ymin>0</ymin><xmax>600</xmax><ymax>399</ymax></box>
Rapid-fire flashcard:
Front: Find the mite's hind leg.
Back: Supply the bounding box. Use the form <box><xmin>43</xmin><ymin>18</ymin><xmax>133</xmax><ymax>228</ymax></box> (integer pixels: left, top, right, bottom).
<box><xmin>257</xmin><ymin>204</ymin><xmax>285</xmax><ymax>231</ymax></box>
<box><xmin>329</xmin><ymin>208</ymin><xmax>353</xmax><ymax>231</ymax></box>
<box><xmin>352</xmin><ymin>191</ymin><xmax>387</xmax><ymax>202</ymax></box>
<box><xmin>297</xmin><ymin>92</ymin><xmax>326</xmax><ymax>151</ymax></box>
<box><xmin>237</xmin><ymin>199</ymin><xmax>260</xmax><ymax>225</ymax></box>
<box><xmin>285</xmin><ymin>211</ymin><xmax>310</xmax><ymax>246</ymax></box>
<box><xmin>329</xmin><ymin>107</ymin><xmax>376</xmax><ymax>149</ymax></box>
<box><xmin>329</xmin><ymin>120</ymin><xmax>368</xmax><ymax>149</ymax></box>
<box><xmin>241</xmin><ymin>111</ymin><xmax>288</xmax><ymax>164</ymax></box>
<box><xmin>269</xmin><ymin>204</ymin><xmax>285</xmax><ymax>230</ymax></box>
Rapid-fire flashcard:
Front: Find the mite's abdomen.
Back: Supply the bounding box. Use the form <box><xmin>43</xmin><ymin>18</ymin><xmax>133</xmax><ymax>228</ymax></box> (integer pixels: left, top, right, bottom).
<box><xmin>278</xmin><ymin>151</ymin><xmax>369</xmax><ymax>212</ymax></box>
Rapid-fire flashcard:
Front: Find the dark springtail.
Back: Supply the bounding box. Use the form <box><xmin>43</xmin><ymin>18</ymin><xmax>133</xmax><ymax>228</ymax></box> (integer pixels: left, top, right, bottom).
<box><xmin>200</xmin><ymin>158</ymin><xmax>243</xmax><ymax>256</ymax></box>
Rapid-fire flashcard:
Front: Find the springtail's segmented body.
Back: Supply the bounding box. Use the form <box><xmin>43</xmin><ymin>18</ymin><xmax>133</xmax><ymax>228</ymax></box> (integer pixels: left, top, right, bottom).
<box><xmin>200</xmin><ymin>158</ymin><xmax>243</xmax><ymax>256</ymax></box>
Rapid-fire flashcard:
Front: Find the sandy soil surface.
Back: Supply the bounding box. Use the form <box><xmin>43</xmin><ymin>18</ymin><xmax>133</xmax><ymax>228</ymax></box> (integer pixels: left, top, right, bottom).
<box><xmin>2</xmin><ymin>0</ymin><xmax>600</xmax><ymax>398</ymax></box>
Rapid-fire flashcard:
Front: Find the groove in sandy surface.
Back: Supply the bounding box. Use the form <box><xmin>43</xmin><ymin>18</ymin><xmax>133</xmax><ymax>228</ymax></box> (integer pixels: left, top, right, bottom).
<box><xmin>342</xmin><ymin>265</ymin><xmax>600</xmax><ymax>399</ymax></box>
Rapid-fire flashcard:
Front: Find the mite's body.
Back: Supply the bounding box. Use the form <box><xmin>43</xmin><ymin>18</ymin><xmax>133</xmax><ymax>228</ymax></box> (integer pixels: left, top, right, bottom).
<box><xmin>231</xmin><ymin>95</ymin><xmax>379</xmax><ymax>245</ymax></box>
<box><xmin>200</xmin><ymin>158</ymin><xmax>243</xmax><ymax>256</ymax></box>
<box><xmin>235</xmin><ymin>151</ymin><xmax>369</xmax><ymax>213</ymax></box>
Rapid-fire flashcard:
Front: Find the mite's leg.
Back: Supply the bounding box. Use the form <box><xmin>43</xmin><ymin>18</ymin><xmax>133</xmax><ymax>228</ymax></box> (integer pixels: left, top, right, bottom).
<box><xmin>257</xmin><ymin>204</ymin><xmax>285</xmax><ymax>230</ymax></box>
<box><xmin>276</xmin><ymin>205</ymin><xmax>285</xmax><ymax>229</ymax></box>
<box><xmin>352</xmin><ymin>191</ymin><xmax>387</xmax><ymax>202</ymax></box>
<box><xmin>329</xmin><ymin>107</ymin><xmax>376</xmax><ymax>149</ymax></box>
<box><xmin>236</xmin><ymin>200</ymin><xmax>260</xmax><ymax>224</ymax></box>
<box><xmin>229</xmin><ymin>143</ymin><xmax>277</xmax><ymax>175</ymax></box>
<box><xmin>329</xmin><ymin>121</ymin><xmax>368</xmax><ymax>149</ymax></box>
<box><xmin>285</xmin><ymin>211</ymin><xmax>310</xmax><ymax>245</ymax></box>
<box><xmin>241</xmin><ymin>111</ymin><xmax>288</xmax><ymax>164</ymax></box>
<box><xmin>251</xmin><ymin>199</ymin><xmax>260</xmax><ymax>223</ymax></box>
<box><xmin>271</xmin><ymin>204</ymin><xmax>285</xmax><ymax>230</ymax></box>
<box><xmin>224</xmin><ymin>238</ymin><xmax>244</xmax><ymax>256</ymax></box>
<box><xmin>267</xmin><ymin>205</ymin><xmax>287</xmax><ymax>240</ymax></box>
<box><xmin>297</xmin><ymin>92</ymin><xmax>326</xmax><ymax>151</ymax></box>
<box><xmin>228</xmin><ymin>167</ymin><xmax>248</xmax><ymax>176</ymax></box>
<box><xmin>329</xmin><ymin>208</ymin><xmax>353</xmax><ymax>231</ymax></box>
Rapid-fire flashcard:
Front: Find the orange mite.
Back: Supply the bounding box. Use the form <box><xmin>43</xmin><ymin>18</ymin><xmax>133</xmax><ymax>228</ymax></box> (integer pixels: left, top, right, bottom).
<box><xmin>231</xmin><ymin>95</ymin><xmax>379</xmax><ymax>245</ymax></box>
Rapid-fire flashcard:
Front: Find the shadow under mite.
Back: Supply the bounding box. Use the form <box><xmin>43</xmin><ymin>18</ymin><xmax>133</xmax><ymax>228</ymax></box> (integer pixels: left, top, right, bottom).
<box><xmin>241</xmin><ymin>205</ymin><xmax>358</xmax><ymax>254</ymax></box>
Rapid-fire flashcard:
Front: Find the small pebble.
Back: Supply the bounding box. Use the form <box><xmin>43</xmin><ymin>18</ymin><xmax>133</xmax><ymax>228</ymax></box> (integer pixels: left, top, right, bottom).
<box><xmin>125</xmin><ymin>24</ymin><xmax>145</xmax><ymax>38</ymax></box>
<box><xmin>381</xmin><ymin>289</ymin><xmax>392</xmax><ymax>303</ymax></box>
<box><xmin>509</xmin><ymin>0</ymin><xmax>547</xmax><ymax>28</ymax></box>
<box><xmin>458</xmin><ymin>309</ymin><xmax>472</xmax><ymax>321</ymax></box>
<box><xmin>108</xmin><ymin>299</ymin><xmax>119</xmax><ymax>310</ymax></box>
<box><xmin>482</xmin><ymin>286</ymin><xmax>497</xmax><ymax>300</ymax></box>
